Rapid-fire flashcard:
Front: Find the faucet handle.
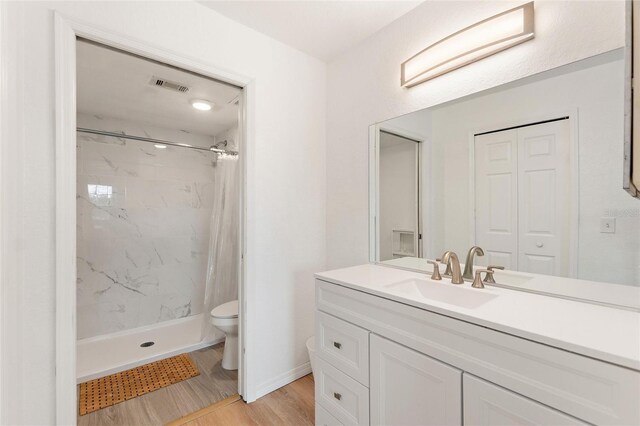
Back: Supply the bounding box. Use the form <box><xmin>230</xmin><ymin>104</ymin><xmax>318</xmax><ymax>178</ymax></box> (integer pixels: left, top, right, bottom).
<box><xmin>472</xmin><ymin>269</ymin><xmax>492</xmax><ymax>289</ymax></box>
<box><xmin>485</xmin><ymin>265</ymin><xmax>504</xmax><ymax>283</ymax></box>
<box><xmin>427</xmin><ymin>260</ymin><xmax>442</xmax><ymax>281</ymax></box>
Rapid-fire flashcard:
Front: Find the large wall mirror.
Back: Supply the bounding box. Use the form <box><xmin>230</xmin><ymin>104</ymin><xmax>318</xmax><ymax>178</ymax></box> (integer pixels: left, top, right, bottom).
<box><xmin>370</xmin><ymin>49</ymin><xmax>640</xmax><ymax>310</ymax></box>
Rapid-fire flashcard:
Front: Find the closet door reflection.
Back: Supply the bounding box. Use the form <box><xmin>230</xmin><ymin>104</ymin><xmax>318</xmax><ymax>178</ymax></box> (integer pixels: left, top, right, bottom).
<box><xmin>474</xmin><ymin>119</ymin><xmax>571</xmax><ymax>276</ymax></box>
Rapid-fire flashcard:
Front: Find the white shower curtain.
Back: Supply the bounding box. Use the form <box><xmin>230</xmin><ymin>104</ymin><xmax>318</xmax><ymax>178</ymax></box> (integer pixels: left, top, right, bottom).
<box><xmin>201</xmin><ymin>153</ymin><xmax>240</xmax><ymax>341</ymax></box>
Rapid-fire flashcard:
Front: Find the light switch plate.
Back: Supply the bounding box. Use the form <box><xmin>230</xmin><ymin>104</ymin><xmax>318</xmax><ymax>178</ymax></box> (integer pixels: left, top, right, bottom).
<box><xmin>600</xmin><ymin>217</ymin><xmax>616</xmax><ymax>233</ymax></box>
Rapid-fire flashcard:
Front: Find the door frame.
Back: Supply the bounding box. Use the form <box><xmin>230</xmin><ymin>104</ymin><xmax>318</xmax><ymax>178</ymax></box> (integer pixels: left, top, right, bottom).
<box><xmin>369</xmin><ymin>123</ymin><xmax>429</xmax><ymax>262</ymax></box>
<box><xmin>467</xmin><ymin>108</ymin><xmax>579</xmax><ymax>278</ymax></box>
<box><xmin>54</xmin><ymin>13</ymin><xmax>254</xmax><ymax>424</ymax></box>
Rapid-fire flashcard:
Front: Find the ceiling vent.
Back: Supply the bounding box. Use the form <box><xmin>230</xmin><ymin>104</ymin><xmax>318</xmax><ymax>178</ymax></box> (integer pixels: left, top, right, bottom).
<box><xmin>150</xmin><ymin>76</ymin><xmax>190</xmax><ymax>93</ymax></box>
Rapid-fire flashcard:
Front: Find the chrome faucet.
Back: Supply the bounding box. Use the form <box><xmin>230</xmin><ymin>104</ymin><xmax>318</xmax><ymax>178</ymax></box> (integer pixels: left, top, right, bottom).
<box><xmin>463</xmin><ymin>246</ymin><xmax>485</xmax><ymax>281</ymax></box>
<box><xmin>441</xmin><ymin>251</ymin><xmax>464</xmax><ymax>284</ymax></box>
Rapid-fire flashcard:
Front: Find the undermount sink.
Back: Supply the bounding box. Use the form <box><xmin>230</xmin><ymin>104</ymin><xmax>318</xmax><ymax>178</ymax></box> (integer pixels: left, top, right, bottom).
<box><xmin>384</xmin><ymin>278</ymin><xmax>498</xmax><ymax>309</ymax></box>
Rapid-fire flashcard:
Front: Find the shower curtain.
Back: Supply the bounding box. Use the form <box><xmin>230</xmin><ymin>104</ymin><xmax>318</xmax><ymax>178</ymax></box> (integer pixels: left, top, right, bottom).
<box><xmin>201</xmin><ymin>153</ymin><xmax>240</xmax><ymax>341</ymax></box>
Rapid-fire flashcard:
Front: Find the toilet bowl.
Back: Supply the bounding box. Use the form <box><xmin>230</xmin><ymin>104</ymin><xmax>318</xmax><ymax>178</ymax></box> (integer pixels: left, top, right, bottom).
<box><xmin>210</xmin><ymin>300</ymin><xmax>239</xmax><ymax>370</ymax></box>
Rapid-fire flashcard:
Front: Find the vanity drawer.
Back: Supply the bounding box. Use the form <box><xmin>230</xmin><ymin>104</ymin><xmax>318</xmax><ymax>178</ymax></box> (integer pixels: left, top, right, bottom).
<box><xmin>463</xmin><ymin>374</ymin><xmax>587</xmax><ymax>425</ymax></box>
<box><xmin>316</xmin><ymin>403</ymin><xmax>344</xmax><ymax>426</ymax></box>
<box><xmin>316</xmin><ymin>311</ymin><xmax>369</xmax><ymax>385</ymax></box>
<box><xmin>315</xmin><ymin>356</ymin><xmax>369</xmax><ymax>425</ymax></box>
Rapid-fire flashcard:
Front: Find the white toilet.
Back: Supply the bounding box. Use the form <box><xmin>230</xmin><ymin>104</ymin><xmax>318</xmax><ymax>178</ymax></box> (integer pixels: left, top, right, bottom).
<box><xmin>210</xmin><ymin>300</ymin><xmax>239</xmax><ymax>370</ymax></box>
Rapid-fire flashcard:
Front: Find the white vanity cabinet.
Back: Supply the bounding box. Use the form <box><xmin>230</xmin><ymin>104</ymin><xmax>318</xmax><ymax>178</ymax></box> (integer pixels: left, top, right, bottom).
<box><xmin>314</xmin><ymin>273</ymin><xmax>640</xmax><ymax>426</ymax></box>
<box><xmin>370</xmin><ymin>335</ymin><xmax>462</xmax><ymax>425</ymax></box>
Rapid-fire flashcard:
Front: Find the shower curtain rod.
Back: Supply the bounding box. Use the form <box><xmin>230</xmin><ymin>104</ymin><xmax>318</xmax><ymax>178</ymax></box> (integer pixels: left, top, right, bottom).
<box><xmin>76</xmin><ymin>127</ymin><xmax>238</xmax><ymax>154</ymax></box>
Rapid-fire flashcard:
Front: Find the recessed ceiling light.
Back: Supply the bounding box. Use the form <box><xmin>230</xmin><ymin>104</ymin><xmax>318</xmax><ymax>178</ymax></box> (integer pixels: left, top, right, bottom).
<box><xmin>154</xmin><ymin>144</ymin><xmax>167</xmax><ymax>149</ymax></box>
<box><xmin>191</xmin><ymin>100</ymin><xmax>213</xmax><ymax>111</ymax></box>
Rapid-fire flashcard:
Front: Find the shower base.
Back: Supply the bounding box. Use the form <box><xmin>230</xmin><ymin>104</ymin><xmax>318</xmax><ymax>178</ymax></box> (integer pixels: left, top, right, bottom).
<box><xmin>77</xmin><ymin>314</ymin><xmax>222</xmax><ymax>382</ymax></box>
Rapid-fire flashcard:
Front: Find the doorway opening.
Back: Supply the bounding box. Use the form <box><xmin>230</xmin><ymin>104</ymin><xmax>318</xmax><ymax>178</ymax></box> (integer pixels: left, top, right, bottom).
<box><xmin>55</xmin><ymin>20</ymin><xmax>250</xmax><ymax>422</ymax></box>
<box><xmin>378</xmin><ymin>130</ymin><xmax>422</xmax><ymax>261</ymax></box>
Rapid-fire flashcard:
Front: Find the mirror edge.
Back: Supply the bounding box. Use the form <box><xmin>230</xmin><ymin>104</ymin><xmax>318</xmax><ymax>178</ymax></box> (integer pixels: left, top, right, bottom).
<box><xmin>368</xmin><ymin>124</ymin><xmax>378</xmax><ymax>263</ymax></box>
<box><xmin>624</xmin><ymin>0</ymin><xmax>639</xmax><ymax>197</ymax></box>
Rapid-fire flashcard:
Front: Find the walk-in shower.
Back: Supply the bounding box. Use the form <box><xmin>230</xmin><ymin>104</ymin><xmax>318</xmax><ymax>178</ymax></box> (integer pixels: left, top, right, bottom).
<box><xmin>75</xmin><ymin>39</ymin><xmax>242</xmax><ymax>381</ymax></box>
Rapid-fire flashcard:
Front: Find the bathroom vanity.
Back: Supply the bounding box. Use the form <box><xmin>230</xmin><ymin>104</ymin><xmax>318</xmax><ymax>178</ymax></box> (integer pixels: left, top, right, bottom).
<box><xmin>314</xmin><ymin>264</ymin><xmax>640</xmax><ymax>426</ymax></box>
<box><xmin>320</xmin><ymin>19</ymin><xmax>640</xmax><ymax>426</ymax></box>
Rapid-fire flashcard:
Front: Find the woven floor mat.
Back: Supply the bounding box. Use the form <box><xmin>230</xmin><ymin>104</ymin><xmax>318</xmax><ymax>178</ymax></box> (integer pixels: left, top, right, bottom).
<box><xmin>78</xmin><ymin>353</ymin><xmax>200</xmax><ymax>415</ymax></box>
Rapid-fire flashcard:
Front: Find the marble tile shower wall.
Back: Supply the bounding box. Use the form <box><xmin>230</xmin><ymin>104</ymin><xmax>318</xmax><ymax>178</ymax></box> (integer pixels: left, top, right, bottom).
<box><xmin>76</xmin><ymin>129</ymin><xmax>222</xmax><ymax>339</ymax></box>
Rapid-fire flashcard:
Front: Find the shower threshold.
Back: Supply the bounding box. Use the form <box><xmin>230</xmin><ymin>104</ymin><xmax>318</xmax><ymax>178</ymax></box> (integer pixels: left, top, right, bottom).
<box><xmin>76</xmin><ymin>314</ymin><xmax>222</xmax><ymax>383</ymax></box>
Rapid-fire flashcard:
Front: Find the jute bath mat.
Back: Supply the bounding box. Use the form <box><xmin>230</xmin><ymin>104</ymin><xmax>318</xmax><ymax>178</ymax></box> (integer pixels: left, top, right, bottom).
<box><xmin>79</xmin><ymin>353</ymin><xmax>200</xmax><ymax>415</ymax></box>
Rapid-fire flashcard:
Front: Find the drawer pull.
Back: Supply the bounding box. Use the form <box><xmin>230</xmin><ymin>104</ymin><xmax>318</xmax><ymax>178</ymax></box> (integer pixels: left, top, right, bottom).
<box><xmin>333</xmin><ymin>392</ymin><xmax>342</xmax><ymax>400</ymax></box>
<box><xmin>333</xmin><ymin>341</ymin><xmax>342</xmax><ymax>349</ymax></box>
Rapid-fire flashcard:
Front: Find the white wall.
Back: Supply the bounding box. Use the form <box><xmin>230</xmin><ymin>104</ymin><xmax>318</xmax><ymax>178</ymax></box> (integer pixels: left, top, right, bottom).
<box><xmin>214</xmin><ymin>125</ymin><xmax>240</xmax><ymax>151</ymax></box>
<box><xmin>76</xmin><ymin>114</ymin><xmax>225</xmax><ymax>339</ymax></box>
<box><xmin>0</xmin><ymin>1</ymin><xmax>326</xmax><ymax>424</ymax></box>
<box><xmin>327</xmin><ymin>0</ymin><xmax>625</xmax><ymax>269</ymax></box>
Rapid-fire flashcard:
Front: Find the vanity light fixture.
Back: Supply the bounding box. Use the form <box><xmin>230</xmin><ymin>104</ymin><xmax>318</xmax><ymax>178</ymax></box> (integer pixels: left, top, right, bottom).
<box><xmin>401</xmin><ymin>1</ymin><xmax>534</xmax><ymax>88</ymax></box>
<box><xmin>191</xmin><ymin>99</ymin><xmax>213</xmax><ymax>111</ymax></box>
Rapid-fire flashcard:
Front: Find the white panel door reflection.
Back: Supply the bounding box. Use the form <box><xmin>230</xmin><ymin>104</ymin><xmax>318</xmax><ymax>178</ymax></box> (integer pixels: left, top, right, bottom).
<box><xmin>475</xmin><ymin>129</ymin><xmax>518</xmax><ymax>270</ymax></box>
<box><xmin>475</xmin><ymin>120</ymin><xmax>570</xmax><ymax>276</ymax></box>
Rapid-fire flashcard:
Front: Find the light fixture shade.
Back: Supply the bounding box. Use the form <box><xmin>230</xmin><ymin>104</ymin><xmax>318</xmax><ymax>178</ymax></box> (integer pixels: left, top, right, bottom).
<box><xmin>401</xmin><ymin>2</ymin><xmax>534</xmax><ymax>88</ymax></box>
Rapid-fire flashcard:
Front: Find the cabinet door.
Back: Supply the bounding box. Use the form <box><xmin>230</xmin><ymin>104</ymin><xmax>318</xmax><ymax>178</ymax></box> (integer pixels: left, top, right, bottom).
<box><xmin>463</xmin><ymin>374</ymin><xmax>586</xmax><ymax>425</ymax></box>
<box><xmin>370</xmin><ymin>334</ymin><xmax>462</xmax><ymax>426</ymax></box>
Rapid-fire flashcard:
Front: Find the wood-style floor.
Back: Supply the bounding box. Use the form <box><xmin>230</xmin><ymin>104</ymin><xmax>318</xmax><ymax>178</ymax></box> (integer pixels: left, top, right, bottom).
<box><xmin>172</xmin><ymin>374</ymin><xmax>315</xmax><ymax>426</ymax></box>
<box><xmin>78</xmin><ymin>343</ymin><xmax>238</xmax><ymax>426</ymax></box>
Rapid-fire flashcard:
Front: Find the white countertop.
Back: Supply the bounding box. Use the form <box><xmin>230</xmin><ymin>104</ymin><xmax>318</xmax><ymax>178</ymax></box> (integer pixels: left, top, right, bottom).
<box><xmin>315</xmin><ymin>264</ymin><xmax>640</xmax><ymax>371</ymax></box>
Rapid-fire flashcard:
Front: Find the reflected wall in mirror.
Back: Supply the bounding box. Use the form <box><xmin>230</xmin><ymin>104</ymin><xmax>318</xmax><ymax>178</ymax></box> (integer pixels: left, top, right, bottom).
<box><xmin>371</xmin><ymin>50</ymin><xmax>640</xmax><ymax>292</ymax></box>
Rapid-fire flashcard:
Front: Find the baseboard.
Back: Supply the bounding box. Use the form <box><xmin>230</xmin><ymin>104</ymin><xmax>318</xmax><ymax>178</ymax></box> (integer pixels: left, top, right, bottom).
<box><xmin>255</xmin><ymin>361</ymin><xmax>312</xmax><ymax>400</ymax></box>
